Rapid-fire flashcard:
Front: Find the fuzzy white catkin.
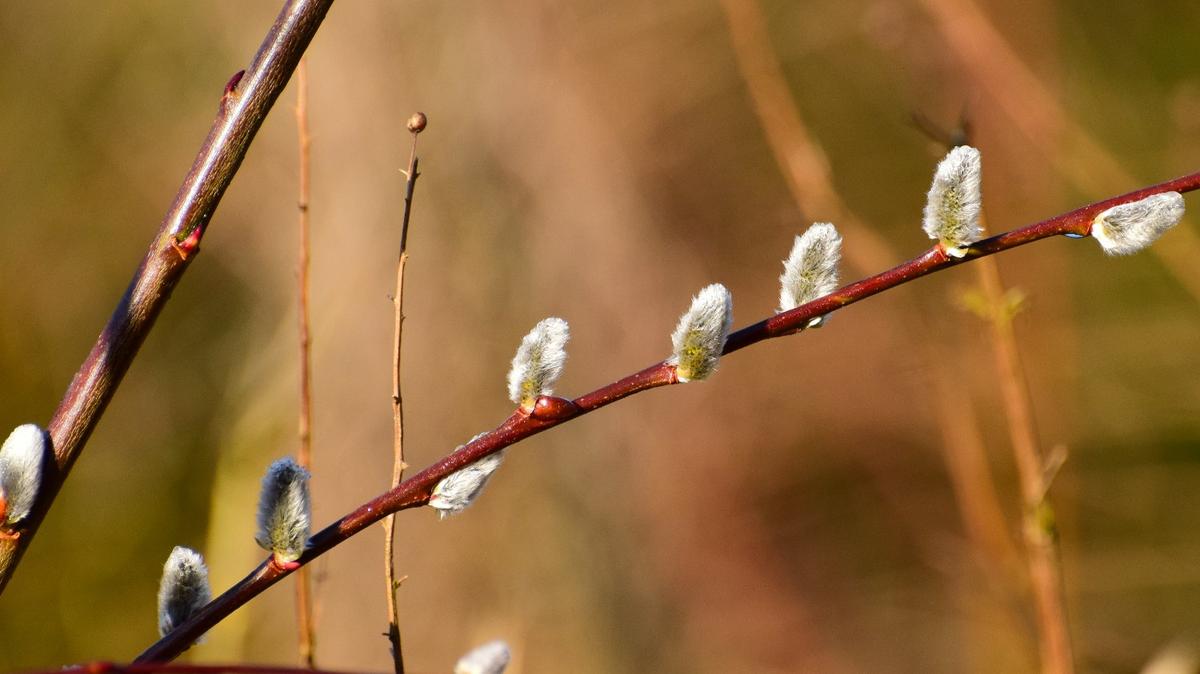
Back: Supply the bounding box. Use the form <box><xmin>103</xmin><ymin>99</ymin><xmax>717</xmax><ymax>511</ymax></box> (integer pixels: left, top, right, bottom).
<box><xmin>254</xmin><ymin>457</ymin><xmax>311</xmax><ymax>563</ymax></box>
<box><xmin>0</xmin><ymin>424</ymin><xmax>46</xmax><ymax>525</ymax></box>
<box><xmin>669</xmin><ymin>283</ymin><xmax>734</xmax><ymax>383</ymax></box>
<box><xmin>157</xmin><ymin>546</ymin><xmax>211</xmax><ymax>639</ymax></box>
<box><xmin>454</xmin><ymin>640</ymin><xmax>512</xmax><ymax>674</ymax></box>
<box><xmin>922</xmin><ymin>145</ymin><xmax>983</xmax><ymax>257</ymax></box>
<box><xmin>429</xmin><ymin>448</ymin><xmax>505</xmax><ymax>519</ymax></box>
<box><xmin>1090</xmin><ymin>192</ymin><xmax>1185</xmax><ymax>256</ymax></box>
<box><xmin>779</xmin><ymin>222</ymin><xmax>843</xmax><ymax>325</ymax></box>
<box><xmin>506</xmin><ymin>317</ymin><xmax>570</xmax><ymax>410</ymax></box>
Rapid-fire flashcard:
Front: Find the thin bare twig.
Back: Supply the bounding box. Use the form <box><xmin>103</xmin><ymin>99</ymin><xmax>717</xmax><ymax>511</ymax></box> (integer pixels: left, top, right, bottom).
<box><xmin>382</xmin><ymin>112</ymin><xmax>425</xmax><ymax>674</ymax></box>
<box><xmin>135</xmin><ymin>169</ymin><xmax>1200</xmax><ymax>663</ymax></box>
<box><xmin>293</xmin><ymin>56</ymin><xmax>317</xmax><ymax>670</ymax></box>
<box><xmin>0</xmin><ymin>0</ymin><xmax>336</xmax><ymax>595</ymax></box>
<box><xmin>976</xmin><ymin>214</ymin><xmax>1074</xmax><ymax>674</ymax></box>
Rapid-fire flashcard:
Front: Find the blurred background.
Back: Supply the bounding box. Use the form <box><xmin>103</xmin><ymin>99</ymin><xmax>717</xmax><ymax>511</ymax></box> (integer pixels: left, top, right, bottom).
<box><xmin>1</xmin><ymin>1</ymin><xmax>1199</xmax><ymax>672</ymax></box>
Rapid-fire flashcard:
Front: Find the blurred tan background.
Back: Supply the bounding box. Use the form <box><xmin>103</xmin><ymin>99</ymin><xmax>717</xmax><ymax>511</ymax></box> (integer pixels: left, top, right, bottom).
<box><xmin>1</xmin><ymin>1</ymin><xmax>1199</xmax><ymax>672</ymax></box>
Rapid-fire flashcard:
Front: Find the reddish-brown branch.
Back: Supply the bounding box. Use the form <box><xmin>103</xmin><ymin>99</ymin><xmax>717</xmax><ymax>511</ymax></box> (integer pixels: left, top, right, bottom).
<box><xmin>0</xmin><ymin>0</ymin><xmax>336</xmax><ymax>594</ymax></box>
<box><xmin>134</xmin><ymin>172</ymin><xmax>1200</xmax><ymax>663</ymax></box>
<box><xmin>53</xmin><ymin>663</ymin><xmax>375</xmax><ymax>674</ymax></box>
<box><xmin>293</xmin><ymin>56</ymin><xmax>317</xmax><ymax>670</ymax></box>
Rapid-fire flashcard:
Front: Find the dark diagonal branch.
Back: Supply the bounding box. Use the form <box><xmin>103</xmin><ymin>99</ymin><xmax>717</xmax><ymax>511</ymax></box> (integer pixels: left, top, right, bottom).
<box><xmin>0</xmin><ymin>0</ymin><xmax>336</xmax><ymax>594</ymax></box>
<box><xmin>54</xmin><ymin>663</ymin><xmax>375</xmax><ymax>674</ymax></box>
<box><xmin>135</xmin><ymin>171</ymin><xmax>1200</xmax><ymax>663</ymax></box>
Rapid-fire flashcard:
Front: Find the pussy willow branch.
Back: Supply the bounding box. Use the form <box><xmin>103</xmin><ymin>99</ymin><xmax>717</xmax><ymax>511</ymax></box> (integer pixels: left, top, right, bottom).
<box><xmin>293</xmin><ymin>56</ymin><xmax>317</xmax><ymax>669</ymax></box>
<box><xmin>54</xmin><ymin>664</ymin><xmax>373</xmax><ymax>674</ymax></box>
<box><xmin>0</xmin><ymin>0</ymin><xmax>335</xmax><ymax>594</ymax></box>
<box><xmin>135</xmin><ymin>171</ymin><xmax>1200</xmax><ymax>662</ymax></box>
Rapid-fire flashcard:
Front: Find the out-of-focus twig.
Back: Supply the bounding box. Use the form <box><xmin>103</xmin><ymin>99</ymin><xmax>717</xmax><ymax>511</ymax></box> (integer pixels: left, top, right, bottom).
<box><xmin>135</xmin><ymin>168</ymin><xmax>1200</xmax><ymax>663</ymax></box>
<box><xmin>293</xmin><ymin>56</ymin><xmax>317</xmax><ymax>669</ymax></box>
<box><xmin>0</xmin><ymin>0</ymin><xmax>336</xmax><ymax>595</ymax></box>
<box><xmin>382</xmin><ymin>111</ymin><xmax>425</xmax><ymax>674</ymax></box>
<box><xmin>977</xmin><ymin>210</ymin><xmax>1075</xmax><ymax>674</ymax></box>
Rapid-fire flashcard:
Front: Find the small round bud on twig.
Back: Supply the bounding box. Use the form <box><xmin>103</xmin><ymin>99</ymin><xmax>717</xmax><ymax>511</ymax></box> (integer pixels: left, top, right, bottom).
<box><xmin>922</xmin><ymin>145</ymin><xmax>983</xmax><ymax>257</ymax></box>
<box><xmin>157</xmin><ymin>546</ymin><xmax>211</xmax><ymax>640</ymax></box>
<box><xmin>779</xmin><ymin>222</ymin><xmax>843</xmax><ymax>326</ymax></box>
<box><xmin>1090</xmin><ymin>191</ymin><xmax>1185</xmax><ymax>256</ymax></box>
<box><xmin>254</xmin><ymin>457</ymin><xmax>311</xmax><ymax>564</ymax></box>
<box><xmin>669</xmin><ymin>284</ymin><xmax>734</xmax><ymax>382</ymax></box>
<box><xmin>0</xmin><ymin>424</ymin><xmax>48</xmax><ymax>527</ymax></box>
<box><xmin>507</xmin><ymin>317</ymin><xmax>570</xmax><ymax>411</ymax></box>
<box><xmin>454</xmin><ymin>639</ymin><xmax>512</xmax><ymax>674</ymax></box>
<box><xmin>407</xmin><ymin>112</ymin><xmax>427</xmax><ymax>134</ymax></box>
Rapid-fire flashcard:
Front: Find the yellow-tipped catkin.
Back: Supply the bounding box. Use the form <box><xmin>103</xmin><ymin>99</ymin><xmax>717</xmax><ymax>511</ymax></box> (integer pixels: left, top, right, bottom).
<box><xmin>779</xmin><ymin>222</ymin><xmax>842</xmax><ymax>326</ymax></box>
<box><xmin>669</xmin><ymin>284</ymin><xmax>734</xmax><ymax>382</ymax></box>
<box><xmin>506</xmin><ymin>317</ymin><xmax>570</xmax><ymax>410</ymax></box>
<box><xmin>922</xmin><ymin>145</ymin><xmax>983</xmax><ymax>257</ymax></box>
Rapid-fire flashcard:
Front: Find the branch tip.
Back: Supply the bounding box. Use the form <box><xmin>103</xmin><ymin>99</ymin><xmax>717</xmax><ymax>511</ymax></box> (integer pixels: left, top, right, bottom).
<box><xmin>406</xmin><ymin>112</ymin><xmax>427</xmax><ymax>134</ymax></box>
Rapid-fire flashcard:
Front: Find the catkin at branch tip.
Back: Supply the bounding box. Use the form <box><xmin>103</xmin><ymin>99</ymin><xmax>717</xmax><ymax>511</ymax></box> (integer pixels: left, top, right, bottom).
<box><xmin>1090</xmin><ymin>191</ymin><xmax>1185</xmax><ymax>256</ymax></box>
<box><xmin>0</xmin><ymin>423</ymin><xmax>47</xmax><ymax>526</ymax></box>
<box><xmin>254</xmin><ymin>457</ymin><xmax>311</xmax><ymax>563</ymax></box>
<box><xmin>779</xmin><ymin>222</ymin><xmax>842</xmax><ymax>325</ymax></box>
<box><xmin>157</xmin><ymin>546</ymin><xmax>211</xmax><ymax>640</ymax></box>
<box><xmin>507</xmin><ymin>317</ymin><xmax>570</xmax><ymax>410</ymax></box>
<box><xmin>455</xmin><ymin>639</ymin><xmax>512</xmax><ymax>674</ymax></box>
<box><xmin>670</xmin><ymin>283</ymin><xmax>734</xmax><ymax>382</ymax></box>
<box><xmin>923</xmin><ymin>145</ymin><xmax>982</xmax><ymax>257</ymax></box>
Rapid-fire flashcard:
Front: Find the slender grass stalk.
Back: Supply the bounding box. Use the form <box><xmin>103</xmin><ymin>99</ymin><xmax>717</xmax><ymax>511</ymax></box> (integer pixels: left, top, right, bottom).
<box><xmin>0</xmin><ymin>0</ymin><xmax>336</xmax><ymax>595</ymax></box>
<box><xmin>293</xmin><ymin>56</ymin><xmax>317</xmax><ymax>669</ymax></box>
<box><xmin>135</xmin><ymin>170</ymin><xmax>1200</xmax><ymax>663</ymax></box>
